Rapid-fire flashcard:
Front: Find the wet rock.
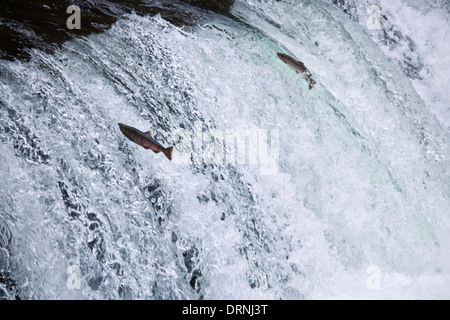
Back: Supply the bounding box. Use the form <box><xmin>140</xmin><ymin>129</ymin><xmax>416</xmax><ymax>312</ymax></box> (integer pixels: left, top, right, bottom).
<box><xmin>189</xmin><ymin>269</ymin><xmax>202</xmax><ymax>292</ymax></box>
<box><xmin>87</xmin><ymin>273</ymin><xmax>103</xmax><ymax>291</ymax></box>
<box><xmin>0</xmin><ymin>270</ymin><xmax>18</xmax><ymax>300</ymax></box>
<box><xmin>0</xmin><ymin>223</ymin><xmax>12</xmax><ymax>249</ymax></box>
<box><xmin>183</xmin><ymin>247</ymin><xmax>198</xmax><ymax>273</ymax></box>
<box><xmin>145</xmin><ymin>181</ymin><xmax>172</xmax><ymax>226</ymax></box>
<box><xmin>0</xmin><ymin>0</ymin><xmax>235</xmax><ymax>61</ymax></box>
<box><xmin>0</xmin><ymin>0</ymin><xmax>118</xmax><ymax>60</ymax></box>
<box><xmin>0</xmin><ymin>248</ymin><xmax>10</xmax><ymax>272</ymax></box>
<box><xmin>87</xmin><ymin>212</ymin><xmax>100</xmax><ymax>222</ymax></box>
<box><xmin>89</xmin><ymin>222</ymin><xmax>100</xmax><ymax>231</ymax></box>
<box><xmin>182</xmin><ymin>247</ymin><xmax>203</xmax><ymax>293</ymax></box>
<box><xmin>171</xmin><ymin>232</ymin><xmax>178</xmax><ymax>243</ymax></box>
<box><xmin>185</xmin><ymin>0</ymin><xmax>235</xmax><ymax>13</ymax></box>
<box><xmin>57</xmin><ymin>181</ymin><xmax>82</xmax><ymax>219</ymax></box>
<box><xmin>110</xmin><ymin>262</ymin><xmax>122</xmax><ymax>276</ymax></box>
<box><xmin>0</xmin><ymin>105</ymin><xmax>51</xmax><ymax>165</ymax></box>
<box><xmin>87</xmin><ymin>234</ymin><xmax>106</xmax><ymax>262</ymax></box>
<box><xmin>118</xmin><ymin>284</ymin><xmax>133</xmax><ymax>299</ymax></box>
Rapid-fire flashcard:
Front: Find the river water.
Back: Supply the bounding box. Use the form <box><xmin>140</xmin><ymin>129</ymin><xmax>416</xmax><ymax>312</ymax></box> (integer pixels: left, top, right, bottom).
<box><xmin>0</xmin><ymin>0</ymin><xmax>449</xmax><ymax>299</ymax></box>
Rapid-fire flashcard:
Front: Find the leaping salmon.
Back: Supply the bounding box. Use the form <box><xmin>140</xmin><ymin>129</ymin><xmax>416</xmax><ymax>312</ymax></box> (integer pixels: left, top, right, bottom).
<box><xmin>118</xmin><ymin>123</ymin><xmax>173</xmax><ymax>161</ymax></box>
<box><xmin>277</xmin><ymin>52</ymin><xmax>317</xmax><ymax>90</ymax></box>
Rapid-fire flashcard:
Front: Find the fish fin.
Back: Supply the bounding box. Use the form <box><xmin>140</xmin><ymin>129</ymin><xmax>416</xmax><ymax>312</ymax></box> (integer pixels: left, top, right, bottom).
<box><xmin>299</xmin><ymin>61</ymin><xmax>305</xmax><ymax>66</ymax></box>
<box><xmin>295</xmin><ymin>70</ymin><xmax>299</xmax><ymax>74</ymax></box>
<box><xmin>164</xmin><ymin>146</ymin><xmax>174</xmax><ymax>161</ymax></box>
<box><xmin>152</xmin><ymin>149</ymin><xmax>160</xmax><ymax>153</ymax></box>
<box><xmin>146</xmin><ymin>130</ymin><xmax>152</xmax><ymax>137</ymax></box>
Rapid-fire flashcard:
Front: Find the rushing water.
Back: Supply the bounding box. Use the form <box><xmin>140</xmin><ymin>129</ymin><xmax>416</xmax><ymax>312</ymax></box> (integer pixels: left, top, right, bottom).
<box><xmin>0</xmin><ymin>0</ymin><xmax>449</xmax><ymax>299</ymax></box>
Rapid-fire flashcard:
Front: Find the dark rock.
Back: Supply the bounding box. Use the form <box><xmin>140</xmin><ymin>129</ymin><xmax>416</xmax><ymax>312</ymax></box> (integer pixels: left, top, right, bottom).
<box><xmin>184</xmin><ymin>0</ymin><xmax>234</xmax><ymax>13</ymax></box>
<box><xmin>57</xmin><ymin>181</ymin><xmax>82</xmax><ymax>218</ymax></box>
<box><xmin>189</xmin><ymin>269</ymin><xmax>202</xmax><ymax>291</ymax></box>
<box><xmin>0</xmin><ymin>105</ymin><xmax>51</xmax><ymax>165</ymax></box>
<box><xmin>0</xmin><ymin>223</ymin><xmax>12</xmax><ymax>249</ymax></box>
<box><xmin>0</xmin><ymin>248</ymin><xmax>10</xmax><ymax>271</ymax></box>
<box><xmin>0</xmin><ymin>0</ymin><xmax>235</xmax><ymax>61</ymax></box>
<box><xmin>183</xmin><ymin>247</ymin><xmax>198</xmax><ymax>273</ymax></box>
<box><xmin>87</xmin><ymin>274</ymin><xmax>103</xmax><ymax>291</ymax></box>
<box><xmin>118</xmin><ymin>284</ymin><xmax>133</xmax><ymax>299</ymax></box>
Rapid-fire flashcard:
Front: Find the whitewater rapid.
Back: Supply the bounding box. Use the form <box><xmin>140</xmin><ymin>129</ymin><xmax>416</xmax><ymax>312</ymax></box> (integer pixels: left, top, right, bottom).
<box><xmin>0</xmin><ymin>0</ymin><xmax>449</xmax><ymax>299</ymax></box>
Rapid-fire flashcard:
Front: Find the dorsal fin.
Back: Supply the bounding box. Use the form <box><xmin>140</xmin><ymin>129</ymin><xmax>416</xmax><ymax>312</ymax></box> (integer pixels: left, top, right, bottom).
<box><xmin>146</xmin><ymin>130</ymin><xmax>152</xmax><ymax>137</ymax></box>
<box><xmin>298</xmin><ymin>61</ymin><xmax>305</xmax><ymax>66</ymax></box>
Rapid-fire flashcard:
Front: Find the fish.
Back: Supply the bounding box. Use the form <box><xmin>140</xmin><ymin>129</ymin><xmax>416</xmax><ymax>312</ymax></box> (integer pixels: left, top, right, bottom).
<box><xmin>118</xmin><ymin>123</ymin><xmax>174</xmax><ymax>161</ymax></box>
<box><xmin>277</xmin><ymin>52</ymin><xmax>317</xmax><ymax>90</ymax></box>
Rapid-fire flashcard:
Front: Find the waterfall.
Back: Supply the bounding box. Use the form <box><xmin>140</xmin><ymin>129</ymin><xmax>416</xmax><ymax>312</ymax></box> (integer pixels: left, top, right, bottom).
<box><xmin>0</xmin><ymin>0</ymin><xmax>449</xmax><ymax>299</ymax></box>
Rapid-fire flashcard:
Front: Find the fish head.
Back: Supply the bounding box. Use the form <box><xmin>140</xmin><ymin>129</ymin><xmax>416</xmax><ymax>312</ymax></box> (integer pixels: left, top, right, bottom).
<box><xmin>118</xmin><ymin>123</ymin><xmax>137</xmax><ymax>141</ymax></box>
<box><xmin>277</xmin><ymin>52</ymin><xmax>290</xmax><ymax>63</ymax></box>
<box><xmin>118</xmin><ymin>123</ymin><xmax>129</xmax><ymax>134</ymax></box>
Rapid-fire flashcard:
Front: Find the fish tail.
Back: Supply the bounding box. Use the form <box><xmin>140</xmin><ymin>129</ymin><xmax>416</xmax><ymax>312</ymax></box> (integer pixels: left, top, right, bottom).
<box><xmin>164</xmin><ymin>146</ymin><xmax>174</xmax><ymax>161</ymax></box>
